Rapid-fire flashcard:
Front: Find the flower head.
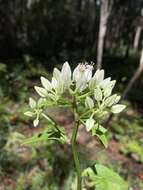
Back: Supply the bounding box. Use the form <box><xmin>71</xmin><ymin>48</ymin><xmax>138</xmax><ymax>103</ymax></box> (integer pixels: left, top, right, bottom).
<box><xmin>73</xmin><ymin>62</ymin><xmax>93</xmax><ymax>92</ymax></box>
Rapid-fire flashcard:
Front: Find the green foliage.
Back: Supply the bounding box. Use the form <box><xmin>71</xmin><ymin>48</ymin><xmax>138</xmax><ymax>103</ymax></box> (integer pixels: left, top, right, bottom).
<box><xmin>83</xmin><ymin>164</ymin><xmax>128</xmax><ymax>190</ymax></box>
<box><xmin>120</xmin><ymin>138</ymin><xmax>143</xmax><ymax>162</ymax></box>
<box><xmin>23</xmin><ymin>126</ymin><xmax>68</xmax><ymax>145</ymax></box>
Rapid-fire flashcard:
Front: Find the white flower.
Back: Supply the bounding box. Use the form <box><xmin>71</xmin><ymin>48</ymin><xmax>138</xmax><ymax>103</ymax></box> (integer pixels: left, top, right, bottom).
<box><xmin>29</xmin><ymin>97</ymin><xmax>36</xmax><ymax>108</ymax></box>
<box><xmin>86</xmin><ymin>118</ymin><xmax>95</xmax><ymax>131</ymax></box>
<box><xmin>89</xmin><ymin>69</ymin><xmax>104</xmax><ymax>90</ymax></box>
<box><xmin>40</xmin><ymin>76</ymin><xmax>52</xmax><ymax>91</ymax></box>
<box><xmin>51</xmin><ymin>77</ymin><xmax>64</xmax><ymax>94</ymax></box>
<box><xmin>52</xmin><ymin>62</ymin><xmax>71</xmax><ymax>92</ymax></box>
<box><xmin>53</xmin><ymin>68</ymin><xmax>61</xmax><ymax>81</ymax></box>
<box><xmin>61</xmin><ymin>62</ymin><xmax>71</xmax><ymax>88</ymax></box>
<box><xmin>111</xmin><ymin>104</ymin><xmax>126</xmax><ymax>114</ymax></box>
<box><xmin>73</xmin><ymin>63</ymin><xmax>93</xmax><ymax>92</ymax></box>
<box><xmin>85</xmin><ymin>97</ymin><xmax>94</xmax><ymax>109</ymax></box>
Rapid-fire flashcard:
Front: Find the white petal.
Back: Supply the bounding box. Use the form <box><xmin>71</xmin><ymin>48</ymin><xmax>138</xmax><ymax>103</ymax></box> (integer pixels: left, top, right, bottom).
<box><xmin>53</xmin><ymin>68</ymin><xmax>61</xmax><ymax>81</ymax></box>
<box><xmin>86</xmin><ymin>118</ymin><xmax>95</xmax><ymax>131</ymax></box>
<box><xmin>40</xmin><ymin>76</ymin><xmax>52</xmax><ymax>91</ymax></box>
<box><xmin>89</xmin><ymin>69</ymin><xmax>104</xmax><ymax>90</ymax></box>
<box><xmin>104</xmin><ymin>94</ymin><xmax>118</xmax><ymax>107</ymax></box>
<box><xmin>85</xmin><ymin>97</ymin><xmax>94</xmax><ymax>109</ymax></box>
<box><xmin>94</xmin><ymin>69</ymin><xmax>104</xmax><ymax>84</ymax></box>
<box><xmin>99</xmin><ymin>77</ymin><xmax>111</xmax><ymax>89</ymax></box>
<box><xmin>73</xmin><ymin>65</ymin><xmax>80</xmax><ymax>81</ymax></box>
<box><xmin>94</xmin><ymin>88</ymin><xmax>102</xmax><ymax>101</ymax></box>
<box><xmin>34</xmin><ymin>86</ymin><xmax>47</xmax><ymax>97</ymax></box>
<box><xmin>114</xmin><ymin>95</ymin><xmax>121</xmax><ymax>104</ymax></box>
<box><xmin>84</xmin><ymin>68</ymin><xmax>92</xmax><ymax>82</ymax></box>
<box><xmin>111</xmin><ymin>104</ymin><xmax>126</xmax><ymax>114</ymax></box>
<box><xmin>61</xmin><ymin>62</ymin><xmax>71</xmax><ymax>87</ymax></box>
<box><xmin>33</xmin><ymin>118</ymin><xmax>39</xmax><ymax>127</ymax></box>
<box><xmin>51</xmin><ymin>77</ymin><xmax>58</xmax><ymax>89</ymax></box>
<box><xmin>29</xmin><ymin>97</ymin><xmax>36</xmax><ymax>108</ymax></box>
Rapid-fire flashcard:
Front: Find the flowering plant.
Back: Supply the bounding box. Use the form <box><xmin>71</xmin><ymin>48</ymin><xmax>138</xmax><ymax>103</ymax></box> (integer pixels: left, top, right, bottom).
<box><xmin>24</xmin><ymin>62</ymin><xmax>127</xmax><ymax>190</ymax></box>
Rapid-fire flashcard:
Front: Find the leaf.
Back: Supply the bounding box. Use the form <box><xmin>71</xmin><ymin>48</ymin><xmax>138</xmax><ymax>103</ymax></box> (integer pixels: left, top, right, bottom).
<box><xmin>96</xmin><ymin>132</ymin><xmax>108</xmax><ymax>148</ymax></box>
<box><xmin>22</xmin><ymin>128</ymin><xmax>68</xmax><ymax>145</ymax></box>
<box><xmin>94</xmin><ymin>88</ymin><xmax>102</xmax><ymax>101</ymax></box>
<box><xmin>98</xmin><ymin>125</ymin><xmax>107</xmax><ymax>133</ymax></box>
<box><xmin>94</xmin><ymin>164</ymin><xmax>128</xmax><ymax>190</ymax></box>
<box><xmin>111</xmin><ymin>104</ymin><xmax>126</xmax><ymax>114</ymax></box>
<box><xmin>24</xmin><ymin>111</ymin><xmax>35</xmax><ymax>117</ymax></box>
<box><xmin>91</xmin><ymin>124</ymin><xmax>108</xmax><ymax>147</ymax></box>
<box><xmin>29</xmin><ymin>97</ymin><xmax>36</xmax><ymax>108</ymax></box>
<box><xmin>83</xmin><ymin>164</ymin><xmax>128</xmax><ymax>190</ymax></box>
<box><xmin>40</xmin><ymin>76</ymin><xmax>52</xmax><ymax>91</ymax></box>
<box><xmin>34</xmin><ymin>86</ymin><xmax>48</xmax><ymax>97</ymax></box>
<box><xmin>85</xmin><ymin>97</ymin><xmax>94</xmax><ymax>109</ymax></box>
<box><xmin>86</xmin><ymin>118</ymin><xmax>95</xmax><ymax>132</ymax></box>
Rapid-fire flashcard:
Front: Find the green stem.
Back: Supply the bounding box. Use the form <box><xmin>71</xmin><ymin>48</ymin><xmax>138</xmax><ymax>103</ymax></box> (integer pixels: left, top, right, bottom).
<box><xmin>71</xmin><ymin>97</ymin><xmax>82</xmax><ymax>190</ymax></box>
<box><xmin>71</xmin><ymin>120</ymin><xmax>82</xmax><ymax>190</ymax></box>
<box><xmin>41</xmin><ymin>113</ymin><xmax>62</xmax><ymax>133</ymax></box>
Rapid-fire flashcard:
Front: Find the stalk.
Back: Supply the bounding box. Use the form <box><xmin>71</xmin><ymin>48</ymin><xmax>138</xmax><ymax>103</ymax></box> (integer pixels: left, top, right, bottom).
<box><xmin>71</xmin><ymin>98</ymin><xmax>82</xmax><ymax>190</ymax></box>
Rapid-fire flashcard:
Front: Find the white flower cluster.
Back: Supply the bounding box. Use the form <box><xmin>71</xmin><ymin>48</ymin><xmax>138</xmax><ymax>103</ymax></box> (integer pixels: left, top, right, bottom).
<box><xmin>25</xmin><ymin>62</ymin><xmax>126</xmax><ymax>131</ymax></box>
<box><xmin>84</xmin><ymin>69</ymin><xmax>125</xmax><ymax>132</ymax></box>
<box><xmin>34</xmin><ymin>61</ymin><xmax>94</xmax><ymax>96</ymax></box>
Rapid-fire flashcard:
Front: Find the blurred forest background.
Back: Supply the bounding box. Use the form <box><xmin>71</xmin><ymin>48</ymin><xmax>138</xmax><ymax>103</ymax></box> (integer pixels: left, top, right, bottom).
<box><xmin>0</xmin><ymin>0</ymin><xmax>143</xmax><ymax>190</ymax></box>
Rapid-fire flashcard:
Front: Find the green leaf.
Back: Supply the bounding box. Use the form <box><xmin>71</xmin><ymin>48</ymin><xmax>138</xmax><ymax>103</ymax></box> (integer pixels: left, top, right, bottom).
<box><xmin>24</xmin><ymin>111</ymin><xmax>35</xmax><ymax>117</ymax></box>
<box><xmin>83</xmin><ymin>164</ymin><xmax>128</xmax><ymax>190</ymax></box>
<box><xmin>96</xmin><ymin>132</ymin><xmax>108</xmax><ymax>148</ymax></box>
<box><xmin>98</xmin><ymin>125</ymin><xmax>107</xmax><ymax>133</ymax></box>
<box><xmin>22</xmin><ymin>128</ymin><xmax>68</xmax><ymax>145</ymax></box>
<box><xmin>91</xmin><ymin>124</ymin><xmax>108</xmax><ymax>147</ymax></box>
<box><xmin>94</xmin><ymin>164</ymin><xmax>128</xmax><ymax>190</ymax></box>
<box><xmin>94</xmin><ymin>88</ymin><xmax>102</xmax><ymax>101</ymax></box>
<box><xmin>34</xmin><ymin>86</ymin><xmax>48</xmax><ymax>97</ymax></box>
<box><xmin>111</xmin><ymin>104</ymin><xmax>126</xmax><ymax>114</ymax></box>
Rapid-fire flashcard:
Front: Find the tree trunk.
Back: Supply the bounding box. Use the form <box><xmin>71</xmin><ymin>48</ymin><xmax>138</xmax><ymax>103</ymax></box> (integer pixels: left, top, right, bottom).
<box><xmin>105</xmin><ymin>48</ymin><xmax>143</xmax><ymax>126</ymax></box>
<box><xmin>96</xmin><ymin>0</ymin><xmax>109</xmax><ymax>69</ymax></box>
<box><xmin>133</xmin><ymin>26</ymin><xmax>142</xmax><ymax>51</ymax></box>
<box><xmin>122</xmin><ymin>48</ymin><xmax>143</xmax><ymax>99</ymax></box>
